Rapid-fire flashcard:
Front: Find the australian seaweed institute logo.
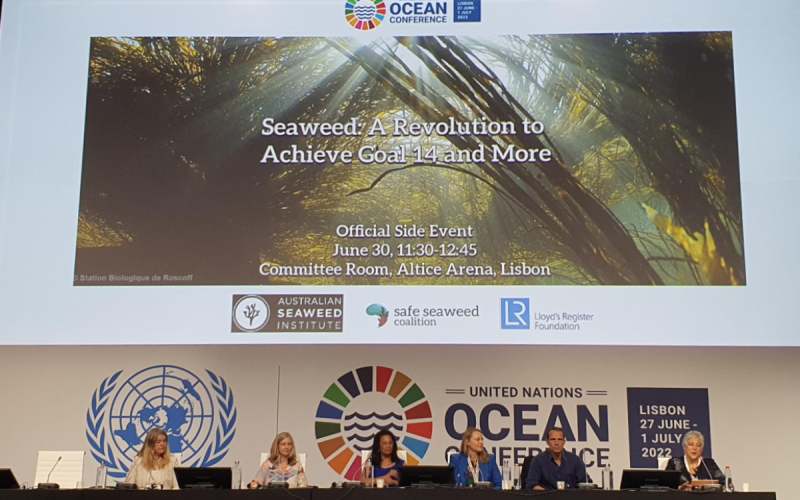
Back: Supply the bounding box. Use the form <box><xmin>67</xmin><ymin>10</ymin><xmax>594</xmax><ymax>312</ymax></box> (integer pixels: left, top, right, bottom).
<box><xmin>232</xmin><ymin>294</ymin><xmax>343</xmax><ymax>333</ymax></box>
<box><xmin>345</xmin><ymin>0</ymin><xmax>386</xmax><ymax>30</ymax></box>
<box><xmin>315</xmin><ymin>366</ymin><xmax>432</xmax><ymax>479</ymax></box>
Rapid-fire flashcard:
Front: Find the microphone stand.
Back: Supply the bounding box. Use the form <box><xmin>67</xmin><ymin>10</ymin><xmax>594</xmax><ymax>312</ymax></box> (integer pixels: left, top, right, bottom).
<box><xmin>578</xmin><ymin>449</ymin><xmax>595</xmax><ymax>490</ymax></box>
<box><xmin>38</xmin><ymin>456</ymin><xmax>62</xmax><ymax>489</ymax></box>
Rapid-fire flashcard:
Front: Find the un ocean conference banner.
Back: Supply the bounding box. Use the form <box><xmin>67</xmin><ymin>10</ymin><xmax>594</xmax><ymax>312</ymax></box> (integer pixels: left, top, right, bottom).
<box><xmin>0</xmin><ymin>342</ymin><xmax>731</xmax><ymax>488</ymax></box>
<box><xmin>74</xmin><ymin>33</ymin><xmax>744</xmax><ymax>287</ymax></box>
<box><xmin>81</xmin><ymin>362</ymin><xmax>620</xmax><ymax>483</ymax></box>
<box><xmin>71</xmin><ymin>357</ymin><xmax>717</xmax><ymax>487</ymax></box>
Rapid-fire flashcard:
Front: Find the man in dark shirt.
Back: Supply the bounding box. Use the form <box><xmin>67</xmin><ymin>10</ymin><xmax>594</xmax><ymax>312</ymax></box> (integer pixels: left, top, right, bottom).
<box><xmin>525</xmin><ymin>427</ymin><xmax>592</xmax><ymax>490</ymax></box>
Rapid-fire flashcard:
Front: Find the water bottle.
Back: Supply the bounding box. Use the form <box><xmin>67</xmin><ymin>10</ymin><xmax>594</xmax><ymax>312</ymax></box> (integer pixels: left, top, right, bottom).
<box><xmin>233</xmin><ymin>461</ymin><xmax>242</xmax><ymax>489</ymax></box>
<box><xmin>502</xmin><ymin>459</ymin><xmax>511</xmax><ymax>490</ymax></box>
<box><xmin>364</xmin><ymin>464</ymin><xmax>374</xmax><ymax>488</ymax></box>
<box><xmin>725</xmin><ymin>466</ymin><xmax>734</xmax><ymax>492</ymax></box>
<box><xmin>602</xmin><ymin>464</ymin><xmax>613</xmax><ymax>490</ymax></box>
<box><xmin>513</xmin><ymin>463</ymin><xmax>521</xmax><ymax>490</ymax></box>
<box><xmin>95</xmin><ymin>462</ymin><xmax>107</xmax><ymax>488</ymax></box>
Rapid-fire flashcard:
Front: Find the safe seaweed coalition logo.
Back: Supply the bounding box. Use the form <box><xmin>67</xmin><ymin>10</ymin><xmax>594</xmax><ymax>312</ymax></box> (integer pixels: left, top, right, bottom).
<box><xmin>315</xmin><ymin>366</ymin><xmax>432</xmax><ymax>479</ymax></box>
<box><xmin>345</xmin><ymin>0</ymin><xmax>386</xmax><ymax>30</ymax></box>
<box><xmin>366</xmin><ymin>303</ymin><xmax>389</xmax><ymax>327</ymax></box>
<box><xmin>86</xmin><ymin>365</ymin><xmax>237</xmax><ymax>479</ymax></box>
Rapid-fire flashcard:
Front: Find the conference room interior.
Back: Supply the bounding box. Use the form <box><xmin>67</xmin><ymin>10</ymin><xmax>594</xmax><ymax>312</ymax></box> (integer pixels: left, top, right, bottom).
<box><xmin>1</xmin><ymin>0</ymin><xmax>799</xmax><ymax>498</ymax></box>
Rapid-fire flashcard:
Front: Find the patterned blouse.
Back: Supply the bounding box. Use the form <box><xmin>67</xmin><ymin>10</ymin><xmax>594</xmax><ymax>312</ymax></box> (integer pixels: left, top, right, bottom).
<box><xmin>252</xmin><ymin>458</ymin><xmax>308</xmax><ymax>488</ymax></box>
<box><xmin>666</xmin><ymin>456</ymin><xmax>725</xmax><ymax>485</ymax></box>
<box><xmin>125</xmin><ymin>456</ymin><xmax>179</xmax><ymax>490</ymax></box>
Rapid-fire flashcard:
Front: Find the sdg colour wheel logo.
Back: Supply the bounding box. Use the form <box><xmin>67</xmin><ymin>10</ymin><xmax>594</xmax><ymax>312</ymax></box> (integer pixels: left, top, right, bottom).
<box><xmin>345</xmin><ymin>0</ymin><xmax>386</xmax><ymax>30</ymax></box>
<box><xmin>315</xmin><ymin>366</ymin><xmax>433</xmax><ymax>479</ymax></box>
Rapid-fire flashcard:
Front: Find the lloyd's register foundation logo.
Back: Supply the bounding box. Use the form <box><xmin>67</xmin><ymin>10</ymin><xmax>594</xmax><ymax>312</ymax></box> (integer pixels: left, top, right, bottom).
<box><xmin>86</xmin><ymin>365</ymin><xmax>237</xmax><ymax>479</ymax></box>
<box><xmin>232</xmin><ymin>294</ymin><xmax>344</xmax><ymax>333</ymax></box>
<box><xmin>501</xmin><ymin>298</ymin><xmax>595</xmax><ymax>331</ymax></box>
<box><xmin>501</xmin><ymin>298</ymin><xmax>530</xmax><ymax>329</ymax></box>
<box><xmin>315</xmin><ymin>366</ymin><xmax>433</xmax><ymax>480</ymax></box>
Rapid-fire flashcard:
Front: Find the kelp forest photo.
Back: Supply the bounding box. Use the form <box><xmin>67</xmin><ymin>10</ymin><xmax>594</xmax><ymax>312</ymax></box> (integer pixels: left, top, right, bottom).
<box><xmin>75</xmin><ymin>33</ymin><xmax>744</xmax><ymax>286</ymax></box>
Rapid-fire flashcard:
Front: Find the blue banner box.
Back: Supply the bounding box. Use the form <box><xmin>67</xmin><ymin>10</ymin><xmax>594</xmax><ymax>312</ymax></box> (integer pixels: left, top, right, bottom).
<box><xmin>455</xmin><ymin>0</ymin><xmax>481</xmax><ymax>22</ymax></box>
<box><xmin>626</xmin><ymin>387</ymin><xmax>712</xmax><ymax>468</ymax></box>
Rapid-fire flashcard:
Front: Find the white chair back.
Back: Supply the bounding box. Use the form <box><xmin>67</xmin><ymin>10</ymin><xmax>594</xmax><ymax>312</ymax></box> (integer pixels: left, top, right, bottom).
<box><xmin>172</xmin><ymin>453</ymin><xmax>182</xmax><ymax>466</ymax></box>
<box><xmin>34</xmin><ymin>451</ymin><xmax>85</xmax><ymax>489</ymax></box>
<box><xmin>657</xmin><ymin>457</ymin><xmax>670</xmax><ymax>470</ymax></box>
<box><xmin>446</xmin><ymin>450</ymin><xmax>457</xmax><ymax>464</ymax></box>
<box><xmin>361</xmin><ymin>449</ymin><xmax>408</xmax><ymax>465</ymax></box>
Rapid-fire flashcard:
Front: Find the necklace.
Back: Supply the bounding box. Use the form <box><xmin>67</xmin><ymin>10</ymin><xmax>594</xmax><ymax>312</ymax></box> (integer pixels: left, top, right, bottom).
<box><xmin>467</xmin><ymin>454</ymin><xmax>480</xmax><ymax>483</ymax></box>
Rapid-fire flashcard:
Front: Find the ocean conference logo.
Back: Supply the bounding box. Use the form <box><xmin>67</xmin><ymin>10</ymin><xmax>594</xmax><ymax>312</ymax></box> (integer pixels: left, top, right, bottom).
<box><xmin>345</xmin><ymin>0</ymin><xmax>386</xmax><ymax>30</ymax></box>
<box><xmin>232</xmin><ymin>294</ymin><xmax>343</xmax><ymax>333</ymax></box>
<box><xmin>315</xmin><ymin>366</ymin><xmax>432</xmax><ymax>480</ymax></box>
<box><xmin>346</xmin><ymin>0</ymin><xmax>450</xmax><ymax>30</ymax></box>
<box><xmin>86</xmin><ymin>365</ymin><xmax>236</xmax><ymax>478</ymax></box>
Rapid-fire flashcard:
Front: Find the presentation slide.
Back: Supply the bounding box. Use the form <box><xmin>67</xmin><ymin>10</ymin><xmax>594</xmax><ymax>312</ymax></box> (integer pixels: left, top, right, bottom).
<box><xmin>0</xmin><ymin>0</ymin><xmax>798</xmax><ymax>345</ymax></box>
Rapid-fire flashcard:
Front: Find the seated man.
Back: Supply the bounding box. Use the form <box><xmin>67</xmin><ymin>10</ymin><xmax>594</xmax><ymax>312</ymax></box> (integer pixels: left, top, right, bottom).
<box><xmin>525</xmin><ymin>427</ymin><xmax>591</xmax><ymax>490</ymax></box>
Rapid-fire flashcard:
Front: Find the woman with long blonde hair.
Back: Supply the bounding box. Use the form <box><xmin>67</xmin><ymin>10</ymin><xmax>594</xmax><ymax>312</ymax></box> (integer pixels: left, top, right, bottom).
<box><xmin>249</xmin><ymin>432</ymin><xmax>308</xmax><ymax>488</ymax></box>
<box><xmin>125</xmin><ymin>428</ymin><xmax>179</xmax><ymax>489</ymax></box>
<box><xmin>448</xmin><ymin>428</ymin><xmax>501</xmax><ymax>489</ymax></box>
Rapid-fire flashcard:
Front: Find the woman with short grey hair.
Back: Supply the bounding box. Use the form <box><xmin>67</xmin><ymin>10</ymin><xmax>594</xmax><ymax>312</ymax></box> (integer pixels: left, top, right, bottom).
<box><xmin>666</xmin><ymin>430</ymin><xmax>724</xmax><ymax>490</ymax></box>
<box><xmin>681</xmin><ymin>431</ymin><xmax>704</xmax><ymax>449</ymax></box>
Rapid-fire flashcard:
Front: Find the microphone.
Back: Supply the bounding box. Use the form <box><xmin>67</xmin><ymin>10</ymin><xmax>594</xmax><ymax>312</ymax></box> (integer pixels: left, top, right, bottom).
<box><xmin>701</xmin><ymin>458</ymin><xmax>715</xmax><ymax>481</ymax></box>
<box><xmin>473</xmin><ymin>462</ymin><xmax>492</xmax><ymax>489</ymax></box>
<box><xmin>48</xmin><ymin>456</ymin><xmax>62</xmax><ymax>483</ymax></box>
<box><xmin>38</xmin><ymin>456</ymin><xmax>62</xmax><ymax>489</ymax></box>
<box><xmin>147</xmin><ymin>468</ymin><xmax>162</xmax><ymax>490</ymax></box>
<box><xmin>585</xmin><ymin>457</ymin><xmax>589</xmax><ymax>483</ymax></box>
<box><xmin>578</xmin><ymin>449</ymin><xmax>595</xmax><ymax>490</ymax></box>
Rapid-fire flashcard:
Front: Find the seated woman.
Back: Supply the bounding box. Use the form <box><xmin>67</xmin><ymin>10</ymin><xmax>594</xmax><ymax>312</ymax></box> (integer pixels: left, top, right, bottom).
<box><xmin>249</xmin><ymin>432</ymin><xmax>308</xmax><ymax>488</ymax></box>
<box><xmin>666</xmin><ymin>430</ymin><xmax>725</xmax><ymax>490</ymax></box>
<box><xmin>362</xmin><ymin>430</ymin><xmax>405</xmax><ymax>487</ymax></box>
<box><xmin>125</xmin><ymin>428</ymin><xmax>179</xmax><ymax>489</ymax></box>
<box><xmin>448</xmin><ymin>428</ymin><xmax>502</xmax><ymax>489</ymax></box>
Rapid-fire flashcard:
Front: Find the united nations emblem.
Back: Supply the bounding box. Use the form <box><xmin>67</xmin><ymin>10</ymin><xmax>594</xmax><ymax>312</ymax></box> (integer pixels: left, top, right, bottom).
<box><xmin>86</xmin><ymin>365</ymin><xmax>237</xmax><ymax>478</ymax></box>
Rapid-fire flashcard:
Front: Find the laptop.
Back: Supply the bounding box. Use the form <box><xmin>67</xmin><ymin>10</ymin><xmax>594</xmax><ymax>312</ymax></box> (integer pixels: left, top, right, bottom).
<box><xmin>397</xmin><ymin>466</ymin><xmax>454</xmax><ymax>487</ymax></box>
<box><xmin>620</xmin><ymin>469</ymin><xmax>682</xmax><ymax>490</ymax></box>
<box><xmin>0</xmin><ymin>469</ymin><xmax>20</xmax><ymax>489</ymax></box>
<box><xmin>174</xmin><ymin>467</ymin><xmax>232</xmax><ymax>489</ymax></box>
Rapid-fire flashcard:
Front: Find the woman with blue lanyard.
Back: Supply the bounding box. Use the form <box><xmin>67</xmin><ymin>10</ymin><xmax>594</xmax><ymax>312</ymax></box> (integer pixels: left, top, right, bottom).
<box><xmin>449</xmin><ymin>427</ymin><xmax>502</xmax><ymax>489</ymax></box>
